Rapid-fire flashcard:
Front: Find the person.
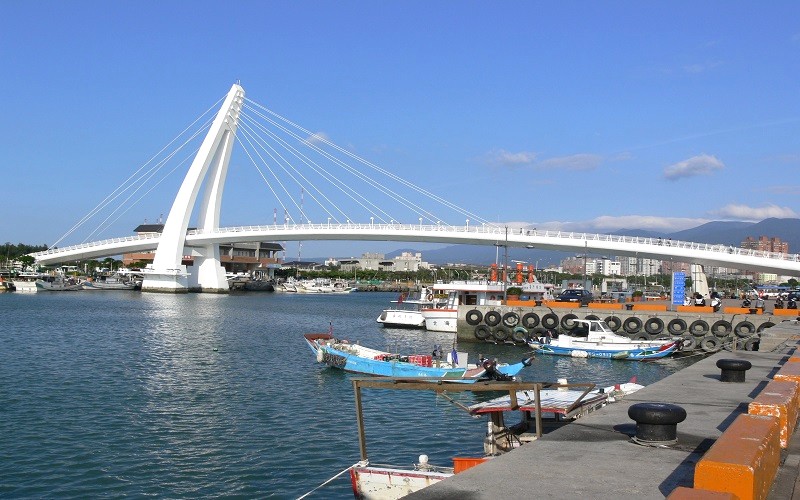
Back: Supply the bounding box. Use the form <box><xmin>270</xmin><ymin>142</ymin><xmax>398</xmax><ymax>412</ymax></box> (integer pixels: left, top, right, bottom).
<box><xmin>755</xmin><ymin>296</ymin><xmax>765</xmax><ymax>312</ymax></box>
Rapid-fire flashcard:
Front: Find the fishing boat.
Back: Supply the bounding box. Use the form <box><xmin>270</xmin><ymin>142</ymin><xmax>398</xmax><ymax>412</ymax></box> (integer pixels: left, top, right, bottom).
<box><xmin>526</xmin><ymin>319</ymin><xmax>681</xmax><ymax>360</ymax></box>
<box><xmin>82</xmin><ymin>275</ymin><xmax>138</xmax><ymax>290</ymax></box>
<box><xmin>303</xmin><ymin>332</ymin><xmax>533</xmax><ymax>382</ymax></box>
<box><xmin>35</xmin><ymin>276</ymin><xmax>84</xmax><ymax>291</ymax></box>
<box><xmin>376</xmin><ymin>288</ymin><xmax>445</xmax><ymax>329</ymax></box>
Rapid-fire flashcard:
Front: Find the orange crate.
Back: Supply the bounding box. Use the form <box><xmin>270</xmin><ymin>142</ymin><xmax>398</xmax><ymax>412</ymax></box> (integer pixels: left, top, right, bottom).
<box><xmin>452</xmin><ymin>457</ymin><xmax>490</xmax><ymax>473</ymax></box>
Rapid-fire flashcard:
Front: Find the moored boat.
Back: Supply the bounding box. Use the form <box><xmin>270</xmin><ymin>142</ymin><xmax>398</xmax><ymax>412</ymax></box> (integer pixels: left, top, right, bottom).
<box><xmin>376</xmin><ymin>288</ymin><xmax>445</xmax><ymax>329</ymax></box>
<box><xmin>303</xmin><ymin>332</ymin><xmax>533</xmax><ymax>382</ymax></box>
<box><xmin>527</xmin><ymin>319</ymin><xmax>681</xmax><ymax>360</ymax></box>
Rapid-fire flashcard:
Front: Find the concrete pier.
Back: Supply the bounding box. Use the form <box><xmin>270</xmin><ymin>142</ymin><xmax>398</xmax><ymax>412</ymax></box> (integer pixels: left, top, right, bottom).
<box><xmin>408</xmin><ymin>321</ymin><xmax>800</xmax><ymax>499</ymax></box>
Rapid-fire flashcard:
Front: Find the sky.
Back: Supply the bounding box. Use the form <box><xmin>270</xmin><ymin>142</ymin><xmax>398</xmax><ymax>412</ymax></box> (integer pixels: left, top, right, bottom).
<box><xmin>2</xmin><ymin>1</ymin><xmax>799</xmax><ymax>258</ymax></box>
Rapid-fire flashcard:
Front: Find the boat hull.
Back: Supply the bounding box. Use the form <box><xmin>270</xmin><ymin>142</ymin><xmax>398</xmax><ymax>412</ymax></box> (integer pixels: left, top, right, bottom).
<box><xmin>376</xmin><ymin>309</ymin><xmax>426</xmax><ymax>328</ymax></box>
<box><xmin>350</xmin><ymin>466</ymin><xmax>451</xmax><ymax>499</ymax></box>
<box><xmin>528</xmin><ymin>340</ymin><xmax>680</xmax><ymax>360</ymax></box>
<box><xmin>421</xmin><ymin>309</ymin><xmax>457</xmax><ymax>333</ymax></box>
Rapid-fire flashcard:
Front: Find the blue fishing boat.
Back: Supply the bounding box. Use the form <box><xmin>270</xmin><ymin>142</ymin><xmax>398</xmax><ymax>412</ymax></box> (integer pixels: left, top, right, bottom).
<box><xmin>304</xmin><ymin>332</ymin><xmax>533</xmax><ymax>382</ymax></box>
<box><xmin>526</xmin><ymin>320</ymin><xmax>681</xmax><ymax>360</ymax></box>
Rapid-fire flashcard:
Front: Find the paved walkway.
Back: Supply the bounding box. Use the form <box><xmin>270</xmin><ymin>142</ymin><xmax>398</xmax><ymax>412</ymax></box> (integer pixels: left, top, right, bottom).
<box><xmin>408</xmin><ymin>321</ymin><xmax>800</xmax><ymax>499</ymax></box>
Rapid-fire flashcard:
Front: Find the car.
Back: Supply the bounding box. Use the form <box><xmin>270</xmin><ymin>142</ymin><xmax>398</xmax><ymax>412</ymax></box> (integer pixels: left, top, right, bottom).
<box><xmin>555</xmin><ymin>289</ymin><xmax>593</xmax><ymax>306</ymax></box>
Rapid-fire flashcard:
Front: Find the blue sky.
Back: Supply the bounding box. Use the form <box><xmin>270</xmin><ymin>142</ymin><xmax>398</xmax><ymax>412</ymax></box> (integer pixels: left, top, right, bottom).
<box><xmin>2</xmin><ymin>2</ymin><xmax>799</xmax><ymax>257</ymax></box>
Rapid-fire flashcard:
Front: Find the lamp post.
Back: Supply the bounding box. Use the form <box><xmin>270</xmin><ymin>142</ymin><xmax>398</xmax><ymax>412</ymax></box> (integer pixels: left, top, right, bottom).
<box><xmin>370</xmin><ymin>216</ymin><xmax>374</xmax><ymax>228</ymax></box>
<box><xmin>419</xmin><ymin>217</ymin><xmax>422</xmax><ymax>230</ymax></box>
<box><xmin>466</xmin><ymin>219</ymin><xmax>469</xmax><ymax>231</ymax></box>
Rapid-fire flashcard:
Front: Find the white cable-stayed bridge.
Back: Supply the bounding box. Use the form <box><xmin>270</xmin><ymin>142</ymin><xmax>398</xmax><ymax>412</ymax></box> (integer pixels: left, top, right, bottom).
<box><xmin>31</xmin><ymin>84</ymin><xmax>800</xmax><ymax>292</ymax></box>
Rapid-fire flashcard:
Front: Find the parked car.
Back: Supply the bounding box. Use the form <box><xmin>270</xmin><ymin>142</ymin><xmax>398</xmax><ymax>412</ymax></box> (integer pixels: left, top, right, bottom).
<box><xmin>555</xmin><ymin>289</ymin><xmax>593</xmax><ymax>306</ymax></box>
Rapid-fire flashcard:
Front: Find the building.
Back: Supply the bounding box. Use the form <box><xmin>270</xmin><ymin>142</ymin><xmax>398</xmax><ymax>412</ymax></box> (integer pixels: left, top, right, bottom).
<box><xmin>122</xmin><ymin>224</ymin><xmax>283</xmax><ymax>278</ymax></box>
<box><xmin>741</xmin><ymin>236</ymin><xmax>789</xmax><ymax>254</ymax></box>
<box><xmin>334</xmin><ymin>252</ymin><xmax>432</xmax><ymax>273</ymax></box>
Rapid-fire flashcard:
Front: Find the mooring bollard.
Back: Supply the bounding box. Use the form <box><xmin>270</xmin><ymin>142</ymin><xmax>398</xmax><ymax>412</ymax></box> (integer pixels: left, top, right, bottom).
<box><xmin>628</xmin><ymin>402</ymin><xmax>687</xmax><ymax>446</ymax></box>
<box><xmin>716</xmin><ymin>358</ymin><xmax>752</xmax><ymax>383</ymax></box>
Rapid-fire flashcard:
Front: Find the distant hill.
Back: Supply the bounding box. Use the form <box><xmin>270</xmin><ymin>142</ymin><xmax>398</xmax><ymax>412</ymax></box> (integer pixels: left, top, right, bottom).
<box><xmin>312</xmin><ymin>218</ymin><xmax>800</xmax><ymax>266</ymax></box>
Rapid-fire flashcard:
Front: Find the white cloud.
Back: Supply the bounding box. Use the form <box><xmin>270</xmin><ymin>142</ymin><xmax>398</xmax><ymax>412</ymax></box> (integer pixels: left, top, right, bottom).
<box><xmin>683</xmin><ymin>61</ymin><xmax>723</xmax><ymax>74</ymax></box>
<box><xmin>507</xmin><ymin>215</ymin><xmax>709</xmax><ymax>234</ymax></box>
<box><xmin>485</xmin><ymin>149</ymin><xmax>537</xmax><ymax>168</ymax></box>
<box><xmin>536</xmin><ymin>154</ymin><xmax>602</xmax><ymax>171</ymax></box>
<box><xmin>712</xmin><ymin>204</ymin><xmax>798</xmax><ymax>221</ymax></box>
<box><xmin>304</xmin><ymin>131</ymin><xmax>330</xmax><ymax>145</ymax></box>
<box><xmin>663</xmin><ymin>154</ymin><xmax>724</xmax><ymax>180</ymax></box>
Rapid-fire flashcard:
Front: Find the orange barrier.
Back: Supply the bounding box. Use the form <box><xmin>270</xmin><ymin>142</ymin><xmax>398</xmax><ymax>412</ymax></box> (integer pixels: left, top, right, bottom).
<box><xmin>586</xmin><ymin>302</ymin><xmax>623</xmax><ymax>310</ymax></box>
<box><xmin>694</xmin><ymin>413</ymin><xmax>780</xmax><ymax>500</ymax></box>
<box><xmin>723</xmin><ymin>307</ymin><xmax>760</xmax><ymax>314</ymax></box>
<box><xmin>667</xmin><ymin>486</ymin><xmax>738</xmax><ymax>499</ymax></box>
<box><xmin>632</xmin><ymin>304</ymin><xmax>668</xmax><ymax>312</ymax></box>
<box><xmin>543</xmin><ymin>301</ymin><xmax>581</xmax><ymax>309</ymax></box>
<box><xmin>677</xmin><ymin>305</ymin><xmax>714</xmax><ymax>313</ymax></box>
<box><xmin>773</xmin><ymin>309</ymin><xmax>800</xmax><ymax>317</ymax></box>
<box><xmin>505</xmin><ymin>300</ymin><xmax>537</xmax><ymax>307</ymax></box>
<box><xmin>452</xmin><ymin>457</ymin><xmax>490</xmax><ymax>473</ymax></box>
<box><xmin>748</xmin><ymin>379</ymin><xmax>800</xmax><ymax>448</ymax></box>
<box><xmin>774</xmin><ymin>361</ymin><xmax>800</xmax><ymax>384</ymax></box>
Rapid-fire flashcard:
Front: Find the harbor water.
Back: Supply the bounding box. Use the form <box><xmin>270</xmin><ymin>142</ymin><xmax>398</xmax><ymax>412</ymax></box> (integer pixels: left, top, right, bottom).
<box><xmin>0</xmin><ymin>291</ymin><xmax>700</xmax><ymax>498</ymax></box>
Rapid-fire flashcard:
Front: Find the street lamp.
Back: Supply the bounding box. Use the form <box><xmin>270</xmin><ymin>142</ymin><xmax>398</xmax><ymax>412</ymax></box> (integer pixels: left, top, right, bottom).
<box><xmin>466</xmin><ymin>219</ymin><xmax>470</xmax><ymax>231</ymax></box>
<box><xmin>370</xmin><ymin>216</ymin><xmax>374</xmax><ymax>227</ymax></box>
<box><xmin>327</xmin><ymin>217</ymin><xmax>331</xmax><ymax>228</ymax></box>
<box><xmin>419</xmin><ymin>217</ymin><xmax>422</xmax><ymax>230</ymax></box>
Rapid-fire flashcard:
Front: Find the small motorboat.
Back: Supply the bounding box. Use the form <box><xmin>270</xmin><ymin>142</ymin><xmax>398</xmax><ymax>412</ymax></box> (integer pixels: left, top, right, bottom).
<box><xmin>304</xmin><ymin>332</ymin><xmax>533</xmax><ymax>382</ymax></box>
<box><xmin>527</xmin><ymin>319</ymin><xmax>681</xmax><ymax>360</ymax></box>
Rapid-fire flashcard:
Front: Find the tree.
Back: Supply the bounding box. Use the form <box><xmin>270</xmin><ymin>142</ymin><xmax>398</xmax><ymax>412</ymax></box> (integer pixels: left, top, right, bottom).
<box><xmin>17</xmin><ymin>255</ymin><xmax>35</xmax><ymax>270</ymax></box>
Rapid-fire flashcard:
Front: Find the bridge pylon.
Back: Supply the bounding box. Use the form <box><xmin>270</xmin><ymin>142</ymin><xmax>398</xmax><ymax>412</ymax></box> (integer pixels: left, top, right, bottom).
<box><xmin>141</xmin><ymin>84</ymin><xmax>245</xmax><ymax>293</ymax></box>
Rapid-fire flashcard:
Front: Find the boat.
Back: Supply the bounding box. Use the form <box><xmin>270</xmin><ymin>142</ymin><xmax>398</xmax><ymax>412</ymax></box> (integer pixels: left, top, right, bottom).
<box><xmin>82</xmin><ymin>275</ymin><xmax>138</xmax><ymax>290</ymax></box>
<box><xmin>421</xmin><ymin>279</ymin><xmax>554</xmax><ymax>333</ymax></box>
<box><xmin>526</xmin><ymin>319</ymin><xmax>681</xmax><ymax>360</ymax></box>
<box><xmin>344</xmin><ymin>377</ymin><xmax>642</xmax><ymax>499</ymax></box>
<box><xmin>35</xmin><ymin>276</ymin><xmax>84</xmax><ymax>291</ymax></box>
<box><xmin>376</xmin><ymin>288</ymin><xmax>446</xmax><ymax>329</ymax></box>
<box><xmin>303</xmin><ymin>332</ymin><xmax>533</xmax><ymax>382</ymax></box>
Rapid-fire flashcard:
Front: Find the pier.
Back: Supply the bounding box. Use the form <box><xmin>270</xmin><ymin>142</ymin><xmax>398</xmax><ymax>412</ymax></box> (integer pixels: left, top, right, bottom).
<box><xmin>408</xmin><ymin>321</ymin><xmax>800</xmax><ymax>499</ymax></box>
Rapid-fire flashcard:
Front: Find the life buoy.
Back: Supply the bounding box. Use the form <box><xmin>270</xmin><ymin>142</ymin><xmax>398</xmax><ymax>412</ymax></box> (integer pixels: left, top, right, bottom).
<box><xmin>710</xmin><ymin>320</ymin><xmax>732</xmax><ymax>338</ymax></box>
<box><xmin>623</xmin><ymin>317</ymin><xmax>643</xmax><ymax>334</ymax></box>
<box><xmin>560</xmin><ymin>313</ymin><xmax>578</xmax><ymax>330</ymax></box>
<box><xmin>700</xmin><ymin>336</ymin><xmax>721</xmax><ymax>352</ymax></box>
<box><xmin>426</xmin><ymin>293</ymin><xmax>433</xmax><ymax>301</ymax></box>
<box><xmin>756</xmin><ymin>322</ymin><xmax>775</xmax><ymax>333</ymax></box>
<box><xmin>604</xmin><ymin>316</ymin><xmax>622</xmax><ymax>332</ymax></box>
<box><xmin>689</xmin><ymin>320</ymin><xmax>709</xmax><ymax>337</ymax></box>
<box><xmin>541</xmin><ymin>313</ymin><xmax>559</xmax><ymax>330</ymax></box>
<box><xmin>474</xmin><ymin>325</ymin><xmax>491</xmax><ymax>340</ymax></box>
<box><xmin>644</xmin><ymin>317</ymin><xmax>664</xmax><ymax>335</ymax></box>
<box><xmin>521</xmin><ymin>312</ymin><xmax>539</xmax><ymax>328</ymax></box>
<box><xmin>492</xmin><ymin>326</ymin><xmax>510</xmax><ymax>341</ymax></box>
<box><xmin>484</xmin><ymin>311</ymin><xmax>502</xmax><ymax>327</ymax></box>
<box><xmin>734</xmin><ymin>321</ymin><xmax>755</xmax><ymax>338</ymax></box>
<box><xmin>465</xmin><ymin>309</ymin><xmax>483</xmax><ymax>326</ymax></box>
<box><xmin>502</xmin><ymin>312</ymin><xmax>520</xmax><ymax>327</ymax></box>
<box><xmin>667</xmin><ymin>318</ymin><xmax>687</xmax><ymax>335</ymax></box>
<box><xmin>585</xmin><ymin>314</ymin><xmax>600</xmax><ymax>321</ymax></box>
<box><xmin>511</xmin><ymin>326</ymin><xmax>527</xmax><ymax>343</ymax></box>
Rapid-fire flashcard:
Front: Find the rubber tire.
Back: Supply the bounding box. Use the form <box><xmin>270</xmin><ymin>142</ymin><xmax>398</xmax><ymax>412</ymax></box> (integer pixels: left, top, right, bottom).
<box><xmin>542</xmin><ymin>313</ymin><xmax>559</xmax><ymax>330</ymax></box>
<box><xmin>511</xmin><ymin>326</ymin><xmax>527</xmax><ymax>343</ymax></box>
<box><xmin>521</xmin><ymin>312</ymin><xmax>539</xmax><ymax>328</ymax></box>
<box><xmin>689</xmin><ymin>320</ymin><xmax>709</xmax><ymax>337</ymax></box>
<box><xmin>757</xmin><ymin>322</ymin><xmax>775</xmax><ymax>333</ymax></box>
<box><xmin>484</xmin><ymin>311</ymin><xmax>501</xmax><ymax>327</ymax></box>
<box><xmin>644</xmin><ymin>317</ymin><xmax>664</xmax><ymax>335</ymax></box>
<box><xmin>734</xmin><ymin>321</ymin><xmax>756</xmax><ymax>338</ymax></box>
<box><xmin>623</xmin><ymin>317</ymin><xmax>643</xmax><ymax>334</ymax></box>
<box><xmin>492</xmin><ymin>326</ymin><xmax>509</xmax><ymax>341</ymax></box>
<box><xmin>605</xmin><ymin>316</ymin><xmax>622</xmax><ymax>332</ymax></box>
<box><xmin>667</xmin><ymin>318</ymin><xmax>687</xmax><ymax>335</ymax></box>
<box><xmin>502</xmin><ymin>312</ymin><xmax>520</xmax><ymax>328</ymax></box>
<box><xmin>700</xmin><ymin>336</ymin><xmax>721</xmax><ymax>352</ymax></box>
<box><xmin>744</xmin><ymin>337</ymin><xmax>760</xmax><ymax>351</ymax></box>
<box><xmin>681</xmin><ymin>336</ymin><xmax>697</xmax><ymax>350</ymax></box>
<box><xmin>710</xmin><ymin>320</ymin><xmax>732</xmax><ymax>338</ymax></box>
<box><xmin>532</xmin><ymin>326</ymin><xmax>547</xmax><ymax>337</ymax></box>
<box><xmin>585</xmin><ymin>314</ymin><xmax>600</xmax><ymax>321</ymax></box>
<box><xmin>561</xmin><ymin>313</ymin><xmax>579</xmax><ymax>331</ymax></box>
<box><xmin>635</xmin><ymin>334</ymin><xmax>650</xmax><ymax>341</ymax></box>
<box><xmin>474</xmin><ymin>325</ymin><xmax>490</xmax><ymax>340</ymax></box>
<box><xmin>465</xmin><ymin>309</ymin><xmax>483</xmax><ymax>326</ymax></box>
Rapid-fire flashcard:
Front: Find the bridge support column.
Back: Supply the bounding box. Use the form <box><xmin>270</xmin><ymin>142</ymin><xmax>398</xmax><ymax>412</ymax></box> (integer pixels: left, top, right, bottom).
<box><xmin>141</xmin><ymin>83</ymin><xmax>244</xmax><ymax>293</ymax></box>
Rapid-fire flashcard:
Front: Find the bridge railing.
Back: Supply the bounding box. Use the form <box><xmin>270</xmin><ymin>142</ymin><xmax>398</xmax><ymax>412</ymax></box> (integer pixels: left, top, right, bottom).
<box><xmin>33</xmin><ymin>223</ymin><xmax>800</xmax><ymax>264</ymax></box>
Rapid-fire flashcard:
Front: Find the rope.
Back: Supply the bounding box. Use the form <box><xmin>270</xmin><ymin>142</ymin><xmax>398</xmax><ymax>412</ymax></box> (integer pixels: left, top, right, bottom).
<box><xmin>295</xmin><ymin>460</ymin><xmax>365</xmax><ymax>499</ymax></box>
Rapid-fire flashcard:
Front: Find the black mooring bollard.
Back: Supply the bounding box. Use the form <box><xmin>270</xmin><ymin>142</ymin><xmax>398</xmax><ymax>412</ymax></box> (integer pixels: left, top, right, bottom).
<box><xmin>628</xmin><ymin>402</ymin><xmax>687</xmax><ymax>446</ymax></box>
<box><xmin>716</xmin><ymin>359</ymin><xmax>752</xmax><ymax>383</ymax></box>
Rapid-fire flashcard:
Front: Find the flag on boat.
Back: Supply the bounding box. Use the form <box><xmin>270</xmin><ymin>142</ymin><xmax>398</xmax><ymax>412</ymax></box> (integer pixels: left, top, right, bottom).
<box><xmin>398</xmin><ymin>292</ymin><xmax>406</xmax><ymax>304</ymax></box>
<box><xmin>451</xmin><ymin>348</ymin><xmax>458</xmax><ymax>365</ymax></box>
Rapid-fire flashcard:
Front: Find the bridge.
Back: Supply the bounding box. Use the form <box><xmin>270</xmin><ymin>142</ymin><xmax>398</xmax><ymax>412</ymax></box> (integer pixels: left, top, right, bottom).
<box><xmin>31</xmin><ymin>83</ymin><xmax>800</xmax><ymax>292</ymax></box>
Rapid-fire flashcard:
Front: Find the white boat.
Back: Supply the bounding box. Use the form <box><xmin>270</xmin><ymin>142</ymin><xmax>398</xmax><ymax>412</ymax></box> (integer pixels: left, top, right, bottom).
<box><xmin>83</xmin><ymin>275</ymin><xmax>138</xmax><ymax>290</ymax></box>
<box><xmin>527</xmin><ymin>319</ymin><xmax>681</xmax><ymax>360</ymax></box>
<box><xmin>422</xmin><ymin>280</ymin><xmax>554</xmax><ymax>333</ymax></box>
<box><xmin>35</xmin><ymin>277</ymin><xmax>83</xmax><ymax>291</ymax></box>
<box><xmin>295</xmin><ymin>278</ymin><xmax>354</xmax><ymax>293</ymax></box>
<box><xmin>376</xmin><ymin>288</ymin><xmax>445</xmax><ymax>329</ymax></box>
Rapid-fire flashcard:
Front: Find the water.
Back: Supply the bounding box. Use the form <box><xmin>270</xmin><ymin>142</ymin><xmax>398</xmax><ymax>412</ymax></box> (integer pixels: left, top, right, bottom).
<box><xmin>0</xmin><ymin>291</ymin><xmax>699</xmax><ymax>498</ymax></box>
